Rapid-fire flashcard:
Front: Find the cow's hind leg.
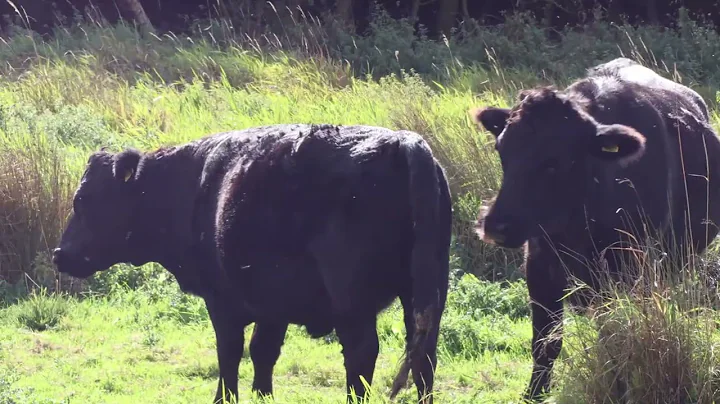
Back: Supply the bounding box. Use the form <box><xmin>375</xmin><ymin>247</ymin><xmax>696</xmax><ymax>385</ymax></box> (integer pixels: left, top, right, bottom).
<box><xmin>207</xmin><ymin>299</ymin><xmax>248</xmax><ymax>404</ymax></box>
<box><xmin>249</xmin><ymin>321</ymin><xmax>289</xmax><ymax>397</ymax></box>
<box><xmin>400</xmin><ymin>287</ymin><xmax>443</xmax><ymax>403</ymax></box>
<box><xmin>410</xmin><ymin>310</ymin><xmax>441</xmax><ymax>404</ymax></box>
<box><xmin>336</xmin><ymin>315</ymin><xmax>380</xmax><ymax>403</ymax></box>
<box><xmin>400</xmin><ymin>293</ymin><xmax>415</xmax><ymax>354</ymax></box>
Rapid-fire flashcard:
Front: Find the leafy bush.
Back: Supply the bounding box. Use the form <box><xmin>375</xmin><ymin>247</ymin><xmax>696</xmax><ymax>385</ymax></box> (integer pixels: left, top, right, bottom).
<box><xmin>438</xmin><ymin>273</ymin><xmax>531</xmax><ymax>359</ymax></box>
<box><xmin>85</xmin><ymin>263</ymin><xmax>171</xmax><ymax>296</ymax></box>
<box><xmin>439</xmin><ymin>312</ymin><xmax>530</xmax><ymax>360</ymax></box>
<box><xmin>448</xmin><ymin>274</ymin><xmax>529</xmax><ymax>321</ymax></box>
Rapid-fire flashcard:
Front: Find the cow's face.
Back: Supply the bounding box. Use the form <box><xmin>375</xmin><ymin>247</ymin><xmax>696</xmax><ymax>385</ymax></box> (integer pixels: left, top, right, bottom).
<box><xmin>472</xmin><ymin>87</ymin><xmax>646</xmax><ymax>248</ymax></box>
<box><xmin>53</xmin><ymin>149</ymin><xmax>142</xmax><ymax>277</ymax></box>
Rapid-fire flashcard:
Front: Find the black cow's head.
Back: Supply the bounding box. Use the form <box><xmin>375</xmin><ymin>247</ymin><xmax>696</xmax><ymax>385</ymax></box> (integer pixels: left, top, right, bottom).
<box><xmin>472</xmin><ymin>87</ymin><xmax>647</xmax><ymax>249</ymax></box>
<box><xmin>53</xmin><ymin>149</ymin><xmax>144</xmax><ymax>278</ymax></box>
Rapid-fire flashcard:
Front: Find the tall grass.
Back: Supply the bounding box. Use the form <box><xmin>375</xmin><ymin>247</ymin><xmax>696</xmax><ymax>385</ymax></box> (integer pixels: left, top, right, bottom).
<box><xmin>0</xmin><ymin>120</ymin><xmax>77</xmax><ymax>286</ymax></box>
<box><xmin>546</xmin><ymin>233</ymin><xmax>720</xmax><ymax>403</ymax></box>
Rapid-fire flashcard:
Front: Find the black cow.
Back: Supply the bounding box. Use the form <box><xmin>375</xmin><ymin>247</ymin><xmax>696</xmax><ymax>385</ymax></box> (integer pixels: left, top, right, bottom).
<box><xmin>52</xmin><ymin>124</ymin><xmax>452</xmax><ymax>404</ymax></box>
<box><xmin>471</xmin><ymin>57</ymin><xmax>720</xmax><ymax>401</ymax></box>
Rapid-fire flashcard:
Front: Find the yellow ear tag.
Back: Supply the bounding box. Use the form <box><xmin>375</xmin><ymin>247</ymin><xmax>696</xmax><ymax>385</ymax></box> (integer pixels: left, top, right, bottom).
<box><xmin>124</xmin><ymin>168</ymin><xmax>134</xmax><ymax>182</ymax></box>
<box><xmin>602</xmin><ymin>144</ymin><xmax>619</xmax><ymax>153</ymax></box>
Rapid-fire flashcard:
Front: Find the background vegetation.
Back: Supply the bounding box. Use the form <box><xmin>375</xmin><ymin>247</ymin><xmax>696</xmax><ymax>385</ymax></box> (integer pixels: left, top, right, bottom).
<box><xmin>4</xmin><ymin>0</ymin><xmax>720</xmax><ymax>42</ymax></box>
<box><xmin>1</xmin><ymin>2</ymin><xmax>720</xmax><ymax>403</ymax></box>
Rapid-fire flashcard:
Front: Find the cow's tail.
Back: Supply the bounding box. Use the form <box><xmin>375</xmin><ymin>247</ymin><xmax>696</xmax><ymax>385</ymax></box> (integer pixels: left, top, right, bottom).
<box><xmin>389</xmin><ymin>134</ymin><xmax>452</xmax><ymax>401</ymax></box>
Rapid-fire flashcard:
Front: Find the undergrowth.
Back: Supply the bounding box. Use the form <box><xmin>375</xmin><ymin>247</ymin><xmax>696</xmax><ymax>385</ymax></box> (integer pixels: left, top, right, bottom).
<box><xmin>552</xmin><ymin>240</ymin><xmax>720</xmax><ymax>403</ymax></box>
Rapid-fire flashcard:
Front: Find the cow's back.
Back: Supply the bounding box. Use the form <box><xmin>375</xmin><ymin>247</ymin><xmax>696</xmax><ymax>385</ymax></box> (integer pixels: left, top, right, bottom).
<box><xmin>214</xmin><ymin>124</ymin><xmax>410</xmax><ymax>251</ymax></box>
<box><xmin>213</xmin><ymin>124</ymin><xmax>419</xmax><ymax>325</ymax></box>
<box><xmin>193</xmin><ymin>124</ymin><xmax>335</xmax><ymax>232</ymax></box>
<box><xmin>195</xmin><ymin>124</ymin><xmax>413</xmax><ymax>250</ymax></box>
<box><xmin>587</xmin><ymin>57</ymin><xmax>709</xmax><ymax>121</ymax></box>
<box><xmin>566</xmin><ymin>61</ymin><xmax>720</xmax><ymax>256</ymax></box>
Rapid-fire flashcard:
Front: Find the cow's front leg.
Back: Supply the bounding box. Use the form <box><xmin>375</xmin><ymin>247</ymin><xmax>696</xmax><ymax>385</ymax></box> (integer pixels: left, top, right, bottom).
<box><xmin>524</xmin><ymin>246</ymin><xmax>566</xmax><ymax>402</ymax></box>
<box><xmin>249</xmin><ymin>321</ymin><xmax>289</xmax><ymax>397</ymax></box>
<box><xmin>336</xmin><ymin>315</ymin><xmax>380</xmax><ymax>403</ymax></box>
<box><xmin>207</xmin><ymin>299</ymin><xmax>248</xmax><ymax>404</ymax></box>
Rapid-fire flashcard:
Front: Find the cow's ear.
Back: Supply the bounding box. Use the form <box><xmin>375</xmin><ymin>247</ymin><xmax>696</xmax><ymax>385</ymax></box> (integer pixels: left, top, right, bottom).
<box><xmin>470</xmin><ymin>107</ymin><xmax>511</xmax><ymax>138</ymax></box>
<box><xmin>588</xmin><ymin>124</ymin><xmax>646</xmax><ymax>165</ymax></box>
<box><xmin>112</xmin><ymin>149</ymin><xmax>142</xmax><ymax>183</ymax></box>
<box><xmin>517</xmin><ymin>89</ymin><xmax>533</xmax><ymax>102</ymax></box>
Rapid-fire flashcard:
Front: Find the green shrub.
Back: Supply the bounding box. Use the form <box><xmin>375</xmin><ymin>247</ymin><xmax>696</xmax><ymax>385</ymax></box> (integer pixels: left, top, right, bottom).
<box><xmin>15</xmin><ymin>287</ymin><xmax>70</xmax><ymax>331</ymax></box>
<box><xmin>448</xmin><ymin>274</ymin><xmax>529</xmax><ymax>321</ymax></box>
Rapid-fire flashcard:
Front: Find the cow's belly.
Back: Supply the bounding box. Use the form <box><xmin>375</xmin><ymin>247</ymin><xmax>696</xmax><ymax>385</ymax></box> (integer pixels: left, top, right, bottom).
<box><xmin>230</xmin><ymin>254</ymin><xmax>335</xmax><ymax>329</ymax></box>
<box><xmin>230</xmin><ymin>249</ymin><xmax>406</xmax><ymax>336</ymax></box>
<box><xmin>221</xmin><ymin>172</ymin><xmax>413</xmax><ymax>331</ymax></box>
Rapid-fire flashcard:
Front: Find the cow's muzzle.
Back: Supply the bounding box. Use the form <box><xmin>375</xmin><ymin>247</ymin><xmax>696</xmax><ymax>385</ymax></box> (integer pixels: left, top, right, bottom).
<box><xmin>52</xmin><ymin>247</ymin><xmax>97</xmax><ymax>278</ymax></box>
<box><xmin>475</xmin><ymin>207</ymin><xmax>527</xmax><ymax>249</ymax></box>
<box><xmin>478</xmin><ymin>223</ymin><xmax>508</xmax><ymax>245</ymax></box>
<box><xmin>474</xmin><ymin>204</ymin><xmax>507</xmax><ymax>245</ymax></box>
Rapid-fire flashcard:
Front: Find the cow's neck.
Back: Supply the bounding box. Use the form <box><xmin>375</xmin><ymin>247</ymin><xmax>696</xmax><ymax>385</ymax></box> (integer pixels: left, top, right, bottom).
<box><xmin>538</xmin><ymin>177</ymin><xmax>611</xmax><ymax>257</ymax></box>
<box><xmin>549</xmin><ymin>168</ymin><xmax>637</xmax><ymax>260</ymax></box>
<box><xmin>128</xmin><ymin>146</ymin><xmax>225</xmax><ymax>296</ymax></box>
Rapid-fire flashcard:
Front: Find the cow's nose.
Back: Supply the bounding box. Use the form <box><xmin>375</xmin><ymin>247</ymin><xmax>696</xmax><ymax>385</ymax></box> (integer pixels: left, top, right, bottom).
<box><xmin>52</xmin><ymin>248</ymin><xmax>63</xmax><ymax>265</ymax></box>
<box><xmin>482</xmin><ymin>219</ymin><xmax>510</xmax><ymax>244</ymax></box>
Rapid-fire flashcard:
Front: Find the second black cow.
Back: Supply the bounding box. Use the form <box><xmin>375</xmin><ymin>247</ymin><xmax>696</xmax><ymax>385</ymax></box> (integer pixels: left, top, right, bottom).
<box><xmin>472</xmin><ymin>57</ymin><xmax>720</xmax><ymax>401</ymax></box>
<box><xmin>52</xmin><ymin>124</ymin><xmax>452</xmax><ymax>403</ymax></box>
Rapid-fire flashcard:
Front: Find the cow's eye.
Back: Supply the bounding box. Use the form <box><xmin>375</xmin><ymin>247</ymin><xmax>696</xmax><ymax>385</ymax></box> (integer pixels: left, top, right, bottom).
<box><xmin>73</xmin><ymin>194</ymin><xmax>88</xmax><ymax>214</ymax></box>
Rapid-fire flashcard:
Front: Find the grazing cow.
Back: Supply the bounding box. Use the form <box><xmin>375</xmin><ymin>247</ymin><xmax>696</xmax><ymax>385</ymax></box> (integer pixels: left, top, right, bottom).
<box><xmin>471</xmin><ymin>57</ymin><xmax>720</xmax><ymax>401</ymax></box>
<box><xmin>52</xmin><ymin>124</ymin><xmax>452</xmax><ymax>404</ymax></box>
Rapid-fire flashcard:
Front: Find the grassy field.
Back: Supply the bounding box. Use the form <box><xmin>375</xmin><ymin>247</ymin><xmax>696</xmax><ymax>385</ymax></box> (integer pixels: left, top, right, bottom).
<box><xmin>0</xmin><ymin>273</ymin><xmax>534</xmax><ymax>403</ymax></box>
<box><xmin>2</xmin><ymin>7</ymin><xmax>720</xmax><ymax>404</ymax></box>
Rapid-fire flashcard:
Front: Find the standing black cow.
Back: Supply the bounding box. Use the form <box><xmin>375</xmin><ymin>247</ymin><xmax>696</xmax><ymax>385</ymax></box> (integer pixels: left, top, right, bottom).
<box><xmin>52</xmin><ymin>124</ymin><xmax>452</xmax><ymax>404</ymax></box>
<box><xmin>471</xmin><ymin>57</ymin><xmax>720</xmax><ymax>401</ymax></box>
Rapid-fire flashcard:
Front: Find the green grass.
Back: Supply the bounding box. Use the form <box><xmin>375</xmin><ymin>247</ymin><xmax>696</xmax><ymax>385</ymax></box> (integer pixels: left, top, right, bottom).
<box><xmin>3</xmin><ymin>6</ymin><xmax>720</xmax><ymax>404</ymax></box>
<box><xmin>0</xmin><ymin>274</ymin><xmax>533</xmax><ymax>403</ymax></box>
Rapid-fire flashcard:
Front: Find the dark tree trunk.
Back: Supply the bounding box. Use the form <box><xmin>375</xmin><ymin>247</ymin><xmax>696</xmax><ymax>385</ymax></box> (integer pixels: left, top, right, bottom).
<box><xmin>438</xmin><ymin>0</ymin><xmax>459</xmax><ymax>36</ymax></box>
<box><xmin>116</xmin><ymin>0</ymin><xmax>154</xmax><ymax>34</ymax></box>
<box><xmin>646</xmin><ymin>0</ymin><xmax>659</xmax><ymax>24</ymax></box>
<box><xmin>336</xmin><ymin>0</ymin><xmax>354</xmax><ymax>24</ymax></box>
